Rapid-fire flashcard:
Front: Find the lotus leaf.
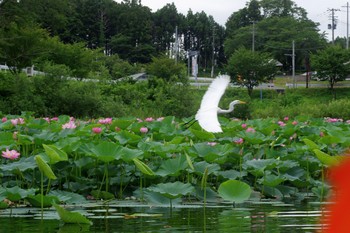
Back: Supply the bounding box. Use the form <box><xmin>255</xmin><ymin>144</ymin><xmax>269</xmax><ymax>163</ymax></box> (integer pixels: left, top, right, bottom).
<box><xmin>53</xmin><ymin>203</ymin><xmax>92</xmax><ymax>225</ymax></box>
<box><xmin>218</xmin><ymin>180</ymin><xmax>251</xmax><ymax>203</ymax></box>
<box><xmin>35</xmin><ymin>155</ymin><xmax>57</xmax><ymax>179</ymax></box>
<box><xmin>147</xmin><ymin>182</ymin><xmax>195</xmax><ymax>199</ymax></box>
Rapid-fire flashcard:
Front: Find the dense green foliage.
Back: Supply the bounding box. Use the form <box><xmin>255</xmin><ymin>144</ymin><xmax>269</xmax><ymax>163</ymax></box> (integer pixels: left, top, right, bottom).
<box><xmin>0</xmin><ymin>71</ymin><xmax>197</xmax><ymax>118</ymax></box>
<box><xmin>0</xmin><ymin>114</ymin><xmax>349</xmax><ymax>208</ymax></box>
<box><xmin>1</xmin><ymin>71</ymin><xmax>350</xmax><ymax>120</ymax></box>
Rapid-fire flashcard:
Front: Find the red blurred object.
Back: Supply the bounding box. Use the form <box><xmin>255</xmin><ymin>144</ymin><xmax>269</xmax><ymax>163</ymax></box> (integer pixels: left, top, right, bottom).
<box><xmin>321</xmin><ymin>155</ymin><xmax>350</xmax><ymax>233</ymax></box>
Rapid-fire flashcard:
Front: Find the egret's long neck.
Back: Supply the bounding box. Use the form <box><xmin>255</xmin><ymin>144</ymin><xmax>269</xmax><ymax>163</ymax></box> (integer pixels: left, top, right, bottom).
<box><xmin>218</xmin><ymin>102</ymin><xmax>235</xmax><ymax>114</ymax></box>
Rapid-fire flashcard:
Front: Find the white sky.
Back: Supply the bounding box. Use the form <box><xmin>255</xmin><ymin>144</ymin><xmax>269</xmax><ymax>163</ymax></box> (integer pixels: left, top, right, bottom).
<box><xmin>115</xmin><ymin>0</ymin><xmax>350</xmax><ymax>41</ymax></box>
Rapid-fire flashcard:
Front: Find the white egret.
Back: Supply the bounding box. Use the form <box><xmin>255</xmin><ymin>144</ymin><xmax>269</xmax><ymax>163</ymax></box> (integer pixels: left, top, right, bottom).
<box><xmin>195</xmin><ymin>75</ymin><xmax>245</xmax><ymax>133</ymax></box>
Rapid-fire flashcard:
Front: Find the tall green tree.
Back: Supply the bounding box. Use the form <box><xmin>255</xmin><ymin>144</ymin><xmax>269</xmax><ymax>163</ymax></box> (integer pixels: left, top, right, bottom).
<box><xmin>260</xmin><ymin>0</ymin><xmax>308</xmax><ymax>19</ymax></box>
<box><xmin>152</xmin><ymin>3</ymin><xmax>185</xmax><ymax>53</ymax></box>
<box><xmin>226</xmin><ymin>47</ymin><xmax>278</xmax><ymax>97</ymax></box>
<box><xmin>311</xmin><ymin>46</ymin><xmax>350</xmax><ymax>98</ymax></box>
<box><xmin>0</xmin><ymin>22</ymin><xmax>49</xmax><ymax>74</ymax></box>
<box><xmin>225</xmin><ymin>0</ymin><xmax>262</xmax><ymax>37</ymax></box>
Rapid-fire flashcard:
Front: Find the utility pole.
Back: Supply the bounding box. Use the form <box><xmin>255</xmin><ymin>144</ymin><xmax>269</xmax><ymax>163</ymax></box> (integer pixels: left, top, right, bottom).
<box><xmin>252</xmin><ymin>21</ymin><xmax>256</xmax><ymax>52</ymax></box>
<box><xmin>211</xmin><ymin>26</ymin><xmax>215</xmax><ymax>78</ymax></box>
<box><xmin>174</xmin><ymin>26</ymin><xmax>179</xmax><ymax>64</ymax></box>
<box><xmin>292</xmin><ymin>40</ymin><xmax>295</xmax><ymax>88</ymax></box>
<box><xmin>328</xmin><ymin>8</ymin><xmax>340</xmax><ymax>44</ymax></box>
<box><xmin>343</xmin><ymin>3</ymin><xmax>350</xmax><ymax>49</ymax></box>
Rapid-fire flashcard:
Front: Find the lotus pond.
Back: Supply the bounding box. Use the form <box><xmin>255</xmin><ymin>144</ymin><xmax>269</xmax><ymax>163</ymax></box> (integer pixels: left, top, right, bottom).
<box><xmin>0</xmin><ymin>114</ymin><xmax>348</xmax><ymax>230</ymax></box>
<box><xmin>0</xmin><ymin>200</ymin><xmax>324</xmax><ymax>232</ymax></box>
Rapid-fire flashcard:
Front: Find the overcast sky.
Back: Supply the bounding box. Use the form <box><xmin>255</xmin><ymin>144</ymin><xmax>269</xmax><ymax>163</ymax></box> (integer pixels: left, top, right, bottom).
<box><xmin>115</xmin><ymin>0</ymin><xmax>350</xmax><ymax>41</ymax></box>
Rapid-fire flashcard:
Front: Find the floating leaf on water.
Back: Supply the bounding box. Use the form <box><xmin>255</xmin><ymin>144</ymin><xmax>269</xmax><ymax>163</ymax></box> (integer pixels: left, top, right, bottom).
<box><xmin>129</xmin><ymin>213</ymin><xmax>163</xmax><ymax>217</ymax></box>
<box><xmin>91</xmin><ymin>190</ymin><xmax>115</xmax><ymax>200</ymax></box>
<box><xmin>53</xmin><ymin>203</ymin><xmax>92</xmax><ymax>225</ymax></box>
<box><xmin>26</xmin><ymin>194</ymin><xmax>60</xmax><ymax>208</ymax></box>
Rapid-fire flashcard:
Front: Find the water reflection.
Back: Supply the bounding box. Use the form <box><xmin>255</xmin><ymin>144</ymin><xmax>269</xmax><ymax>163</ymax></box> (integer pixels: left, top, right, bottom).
<box><xmin>0</xmin><ymin>202</ymin><xmax>323</xmax><ymax>232</ymax></box>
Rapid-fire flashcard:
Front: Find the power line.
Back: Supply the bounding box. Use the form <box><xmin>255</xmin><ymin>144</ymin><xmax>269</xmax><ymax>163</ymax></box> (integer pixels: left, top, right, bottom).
<box><xmin>328</xmin><ymin>8</ymin><xmax>340</xmax><ymax>44</ymax></box>
<box><xmin>342</xmin><ymin>2</ymin><xmax>350</xmax><ymax>49</ymax></box>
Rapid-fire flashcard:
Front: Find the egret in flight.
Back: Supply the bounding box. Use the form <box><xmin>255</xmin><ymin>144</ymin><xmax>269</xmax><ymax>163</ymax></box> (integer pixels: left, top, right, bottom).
<box><xmin>195</xmin><ymin>75</ymin><xmax>245</xmax><ymax>133</ymax></box>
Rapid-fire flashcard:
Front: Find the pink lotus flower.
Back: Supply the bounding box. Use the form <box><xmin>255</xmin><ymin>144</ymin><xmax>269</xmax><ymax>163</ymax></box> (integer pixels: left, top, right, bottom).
<box><xmin>43</xmin><ymin>117</ymin><xmax>50</xmax><ymax>123</ymax></box>
<box><xmin>145</xmin><ymin>117</ymin><xmax>154</xmax><ymax>122</ymax></box>
<box><xmin>246</xmin><ymin>127</ymin><xmax>255</xmax><ymax>133</ymax></box>
<box><xmin>241</xmin><ymin>123</ymin><xmax>247</xmax><ymax>128</ymax></box>
<box><xmin>2</xmin><ymin>117</ymin><xmax>7</xmax><ymax>122</ymax></box>
<box><xmin>62</xmin><ymin>121</ymin><xmax>77</xmax><ymax>129</ymax></box>
<box><xmin>325</xmin><ymin>117</ymin><xmax>343</xmax><ymax>123</ymax></box>
<box><xmin>11</xmin><ymin>118</ymin><xmax>25</xmax><ymax>126</ymax></box>
<box><xmin>278</xmin><ymin>121</ymin><xmax>286</xmax><ymax>127</ymax></box>
<box><xmin>51</xmin><ymin>117</ymin><xmax>59</xmax><ymax>121</ymax></box>
<box><xmin>207</xmin><ymin>142</ymin><xmax>217</xmax><ymax>146</ymax></box>
<box><xmin>140</xmin><ymin>127</ymin><xmax>148</xmax><ymax>133</ymax></box>
<box><xmin>115</xmin><ymin>127</ymin><xmax>121</xmax><ymax>132</ymax></box>
<box><xmin>284</xmin><ymin>116</ymin><xmax>289</xmax><ymax>121</ymax></box>
<box><xmin>2</xmin><ymin>149</ymin><xmax>20</xmax><ymax>160</ymax></box>
<box><xmin>98</xmin><ymin>118</ymin><xmax>112</xmax><ymax>124</ymax></box>
<box><xmin>234</xmin><ymin>138</ymin><xmax>244</xmax><ymax>144</ymax></box>
<box><xmin>320</xmin><ymin>131</ymin><xmax>325</xmax><ymax>137</ymax></box>
<box><xmin>137</xmin><ymin>118</ymin><xmax>143</xmax><ymax>123</ymax></box>
<box><xmin>92</xmin><ymin>127</ymin><xmax>102</xmax><ymax>134</ymax></box>
<box><xmin>292</xmin><ymin>121</ymin><xmax>298</xmax><ymax>125</ymax></box>
<box><xmin>157</xmin><ymin>117</ymin><xmax>165</xmax><ymax>122</ymax></box>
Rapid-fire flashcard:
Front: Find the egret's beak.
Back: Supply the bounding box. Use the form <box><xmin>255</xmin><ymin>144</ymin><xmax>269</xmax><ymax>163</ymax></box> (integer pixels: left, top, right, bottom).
<box><xmin>238</xmin><ymin>101</ymin><xmax>246</xmax><ymax>104</ymax></box>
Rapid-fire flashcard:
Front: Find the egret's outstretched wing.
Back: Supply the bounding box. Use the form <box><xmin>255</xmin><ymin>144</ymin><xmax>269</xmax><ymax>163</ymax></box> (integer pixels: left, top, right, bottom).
<box><xmin>195</xmin><ymin>75</ymin><xmax>230</xmax><ymax>133</ymax></box>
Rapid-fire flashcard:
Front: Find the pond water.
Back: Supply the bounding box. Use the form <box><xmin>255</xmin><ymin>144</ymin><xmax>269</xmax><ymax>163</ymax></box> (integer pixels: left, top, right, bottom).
<box><xmin>0</xmin><ymin>201</ymin><xmax>325</xmax><ymax>233</ymax></box>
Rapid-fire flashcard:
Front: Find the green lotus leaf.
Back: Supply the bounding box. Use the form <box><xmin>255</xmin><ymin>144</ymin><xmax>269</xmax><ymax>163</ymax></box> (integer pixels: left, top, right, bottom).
<box><xmin>189</xmin><ymin>128</ymin><xmax>215</xmax><ymax>140</ymax></box>
<box><xmin>53</xmin><ymin>203</ymin><xmax>92</xmax><ymax>225</ymax></box>
<box><xmin>85</xmin><ymin>141</ymin><xmax>122</xmax><ymax>163</ymax></box>
<box><xmin>4</xmin><ymin>186</ymin><xmax>36</xmax><ymax>202</ymax></box>
<box><xmin>112</xmin><ymin>119</ymin><xmax>133</xmax><ymax>130</ymax></box>
<box><xmin>147</xmin><ymin>182</ymin><xmax>195</xmax><ymax>199</ymax></box>
<box><xmin>43</xmin><ymin>144</ymin><xmax>68</xmax><ymax>164</ymax></box>
<box><xmin>312</xmin><ymin>149</ymin><xmax>343</xmax><ymax>166</ymax></box>
<box><xmin>155</xmin><ymin>154</ymin><xmax>188</xmax><ymax>177</ymax></box>
<box><xmin>0</xmin><ymin>156</ymin><xmax>36</xmax><ymax>172</ymax></box>
<box><xmin>26</xmin><ymin>194</ymin><xmax>60</xmax><ymax>207</ymax></box>
<box><xmin>49</xmin><ymin>190</ymin><xmax>88</xmax><ymax>204</ymax></box>
<box><xmin>114</xmin><ymin>130</ymin><xmax>142</xmax><ymax>146</ymax></box>
<box><xmin>133</xmin><ymin>158</ymin><xmax>155</xmax><ymax>176</ymax></box>
<box><xmin>90</xmin><ymin>190</ymin><xmax>115</xmax><ymax>200</ymax></box>
<box><xmin>303</xmin><ymin>138</ymin><xmax>319</xmax><ymax>150</ymax></box>
<box><xmin>35</xmin><ymin>155</ymin><xmax>57</xmax><ymax>179</ymax></box>
<box><xmin>0</xmin><ymin>131</ymin><xmax>15</xmax><ymax>146</ymax></box>
<box><xmin>193</xmin><ymin>161</ymin><xmax>220</xmax><ymax>175</ymax></box>
<box><xmin>17</xmin><ymin>134</ymin><xmax>34</xmax><ymax>145</ymax></box>
<box><xmin>55</xmin><ymin>137</ymin><xmax>81</xmax><ymax>153</ymax></box>
<box><xmin>218</xmin><ymin>180</ymin><xmax>252</xmax><ymax>203</ymax></box>
<box><xmin>261</xmin><ymin>173</ymin><xmax>285</xmax><ymax>187</ymax></box>
<box><xmin>120</xmin><ymin>147</ymin><xmax>144</xmax><ymax>162</ymax></box>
